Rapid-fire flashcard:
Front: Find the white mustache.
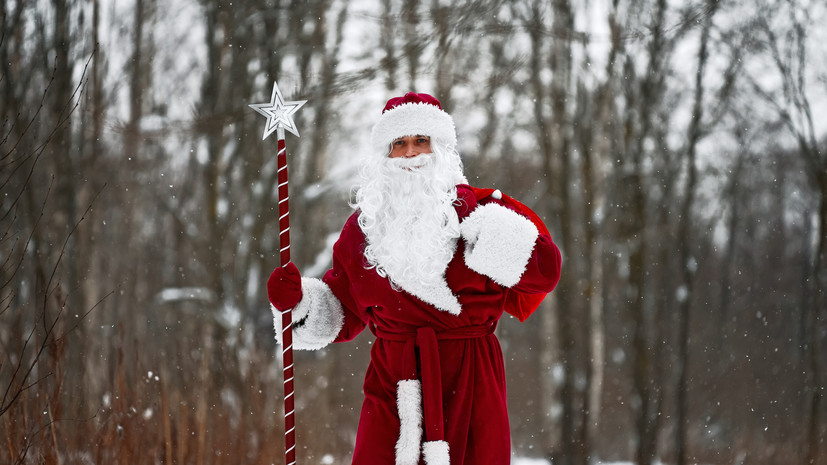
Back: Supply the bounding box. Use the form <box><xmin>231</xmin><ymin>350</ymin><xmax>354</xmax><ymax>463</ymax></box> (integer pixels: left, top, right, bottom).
<box><xmin>387</xmin><ymin>153</ymin><xmax>435</xmax><ymax>171</ymax></box>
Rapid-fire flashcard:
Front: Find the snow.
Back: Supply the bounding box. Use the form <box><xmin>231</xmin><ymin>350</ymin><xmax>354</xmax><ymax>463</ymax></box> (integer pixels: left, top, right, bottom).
<box><xmin>513</xmin><ymin>459</ymin><xmax>666</xmax><ymax>465</ymax></box>
<box><xmin>26</xmin><ymin>0</ymin><xmax>822</xmax><ymax>462</ymax></box>
<box><xmin>154</xmin><ymin>286</ymin><xmax>216</xmax><ymax>304</ymax></box>
<box><xmin>513</xmin><ymin>458</ymin><xmax>551</xmax><ymax>465</ymax></box>
<box><xmin>304</xmin><ymin>232</ymin><xmax>340</xmax><ymax>278</ymax></box>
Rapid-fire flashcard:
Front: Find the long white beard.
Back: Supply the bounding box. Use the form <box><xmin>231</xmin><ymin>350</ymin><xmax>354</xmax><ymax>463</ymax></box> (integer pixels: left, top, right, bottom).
<box><xmin>352</xmin><ymin>143</ymin><xmax>468</xmax><ymax>313</ymax></box>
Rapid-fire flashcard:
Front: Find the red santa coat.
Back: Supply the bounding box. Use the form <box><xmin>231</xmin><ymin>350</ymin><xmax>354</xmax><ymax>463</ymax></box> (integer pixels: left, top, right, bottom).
<box><xmin>286</xmin><ymin>185</ymin><xmax>561</xmax><ymax>465</ymax></box>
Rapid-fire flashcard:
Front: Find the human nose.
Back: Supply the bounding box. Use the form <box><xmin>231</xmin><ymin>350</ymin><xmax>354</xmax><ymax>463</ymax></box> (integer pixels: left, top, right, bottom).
<box><xmin>403</xmin><ymin>145</ymin><xmax>421</xmax><ymax>158</ymax></box>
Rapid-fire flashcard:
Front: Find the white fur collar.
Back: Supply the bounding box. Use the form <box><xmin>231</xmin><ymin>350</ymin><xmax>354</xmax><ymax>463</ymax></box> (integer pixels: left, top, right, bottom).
<box><xmin>391</xmin><ymin>239</ymin><xmax>462</xmax><ymax>316</ymax></box>
<box><xmin>397</xmin><ymin>276</ymin><xmax>462</xmax><ymax>316</ymax></box>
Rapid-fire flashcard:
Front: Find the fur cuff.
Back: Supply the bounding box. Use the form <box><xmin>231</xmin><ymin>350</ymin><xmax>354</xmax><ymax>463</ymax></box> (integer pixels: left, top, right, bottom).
<box><xmin>422</xmin><ymin>440</ymin><xmax>450</xmax><ymax>465</ymax></box>
<box><xmin>395</xmin><ymin>379</ymin><xmax>423</xmax><ymax>465</ymax></box>
<box><xmin>460</xmin><ymin>203</ymin><xmax>539</xmax><ymax>288</ymax></box>
<box><xmin>271</xmin><ymin>277</ymin><xmax>344</xmax><ymax>350</ymax></box>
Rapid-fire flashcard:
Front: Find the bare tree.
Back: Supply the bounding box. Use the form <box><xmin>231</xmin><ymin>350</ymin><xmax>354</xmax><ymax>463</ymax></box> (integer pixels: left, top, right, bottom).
<box><xmin>611</xmin><ymin>1</ymin><xmax>671</xmax><ymax>462</ymax></box>
<box><xmin>747</xmin><ymin>2</ymin><xmax>826</xmax><ymax>462</ymax></box>
<box><xmin>1</xmin><ymin>27</ymin><xmax>97</xmax><ymax>462</ymax></box>
<box><xmin>673</xmin><ymin>2</ymin><xmax>721</xmax><ymax>464</ymax></box>
<box><xmin>517</xmin><ymin>0</ymin><xmax>595</xmax><ymax>463</ymax></box>
<box><xmin>3</xmin><ymin>1</ymin><xmax>825</xmax><ymax>463</ymax></box>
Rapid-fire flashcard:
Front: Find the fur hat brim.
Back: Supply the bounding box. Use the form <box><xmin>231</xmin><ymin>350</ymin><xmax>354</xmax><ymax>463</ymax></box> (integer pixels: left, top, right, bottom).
<box><xmin>370</xmin><ymin>102</ymin><xmax>457</xmax><ymax>154</ymax></box>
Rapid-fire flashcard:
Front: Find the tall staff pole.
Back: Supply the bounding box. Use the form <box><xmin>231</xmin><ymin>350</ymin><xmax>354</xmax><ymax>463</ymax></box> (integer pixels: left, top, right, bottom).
<box><xmin>249</xmin><ymin>82</ymin><xmax>306</xmax><ymax>465</ymax></box>
<box><xmin>275</xmin><ymin>129</ymin><xmax>296</xmax><ymax>465</ymax></box>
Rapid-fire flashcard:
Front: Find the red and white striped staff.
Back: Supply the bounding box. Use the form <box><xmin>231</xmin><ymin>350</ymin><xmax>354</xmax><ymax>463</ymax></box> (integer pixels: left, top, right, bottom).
<box><xmin>249</xmin><ymin>81</ymin><xmax>306</xmax><ymax>465</ymax></box>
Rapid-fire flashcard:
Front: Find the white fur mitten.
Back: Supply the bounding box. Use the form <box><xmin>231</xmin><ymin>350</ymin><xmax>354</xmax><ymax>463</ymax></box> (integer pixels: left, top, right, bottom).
<box><xmin>460</xmin><ymin>203</ymin><xmax>539</xmax><ymax>287</ymax></box>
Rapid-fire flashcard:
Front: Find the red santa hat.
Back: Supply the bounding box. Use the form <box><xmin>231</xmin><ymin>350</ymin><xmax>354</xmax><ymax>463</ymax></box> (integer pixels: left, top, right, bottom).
<box><xmin>370</xmin><ymin>92</ymin><xmax>457</xmax><ymax>153</ymax></box>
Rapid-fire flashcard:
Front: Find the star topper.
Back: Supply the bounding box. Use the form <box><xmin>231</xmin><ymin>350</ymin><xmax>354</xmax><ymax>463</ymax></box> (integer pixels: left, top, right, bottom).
<box><xmin>248</xmin><ymin>82</ymin><xmax>307</xmax><ymax>139</ymax></box>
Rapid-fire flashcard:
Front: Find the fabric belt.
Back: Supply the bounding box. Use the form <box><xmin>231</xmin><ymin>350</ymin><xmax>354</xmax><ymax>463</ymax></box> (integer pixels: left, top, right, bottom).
<box><xmin>370</xmin><ymin>321</ymin><xmax>497</xmax><ymax>447</ymax></box>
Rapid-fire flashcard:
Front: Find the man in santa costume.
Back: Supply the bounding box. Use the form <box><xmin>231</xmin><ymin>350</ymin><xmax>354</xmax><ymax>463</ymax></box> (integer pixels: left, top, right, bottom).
<box><xmin>267</xmin><ymin>92</ymin><xmax>562</xmax><ymax>465</ymax></box>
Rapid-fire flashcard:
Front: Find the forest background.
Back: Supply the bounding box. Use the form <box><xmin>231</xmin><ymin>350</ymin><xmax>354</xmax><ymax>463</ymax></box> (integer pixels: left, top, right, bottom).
<box><xmin>2</xmin><ymin>0</ymin><xmax>826</xmax><ymax>464</ymax></box>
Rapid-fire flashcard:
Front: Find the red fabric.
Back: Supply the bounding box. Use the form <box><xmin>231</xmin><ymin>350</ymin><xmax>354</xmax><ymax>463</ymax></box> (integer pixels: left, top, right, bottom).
<box><xmin>267</xmin><ymin>262</ymin><xmax>303</xmax><ymax>311</ymax></box>
<box><xmin>466</xmin><ymin>186</ymin><xmax>561</xmax><ymax>322</ymax></box>
<box><xmin>382</xmin><ymin>92</ymin><xmax>443</xmax><ymax>113</ymax></box>
<box><xmin>321</xmin><ymin>185</ymin><xmax>561</xmax><ymax>465</ymax></box>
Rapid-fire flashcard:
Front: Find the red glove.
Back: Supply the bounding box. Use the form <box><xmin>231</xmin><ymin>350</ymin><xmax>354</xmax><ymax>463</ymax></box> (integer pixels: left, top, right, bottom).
<box><xmin>454</xmin><ymin>185</ymin><xmax>479</xmax><ymax>220</ymax></box>
<box><xmin>267</xmin><ymin>262</ymin><xmax>303</xmax><ymax>311</ymax></box>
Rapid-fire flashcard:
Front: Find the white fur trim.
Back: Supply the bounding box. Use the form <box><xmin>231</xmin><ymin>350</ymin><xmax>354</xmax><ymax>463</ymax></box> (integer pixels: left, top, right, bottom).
<box><xmin>397</xmin><ymin>278</ymin><xmax>462</xmax><ymax>316</ymax></box>
<box><xmin>271</xmin><ymin>277</ymin><xmax>344</xmax><ymax>350</ymax></box>
<box><xmin>460</xmin><ymin>203</ymin><xmax>539</xmax><ymax>288</ymax></box>
<box><xmin>395</xmin><ymin>379</ymin><xmax>423</xmax><ymax>465</ymax></box>
<box><xmin>371</xmin><ymin>102</ymin><xmax>457</xmax><ymax>153</ymax></box>
<box><xmin>422</xmin><ymin>440</ymin><xmax>450</xmax><ymax>465</ymax></box>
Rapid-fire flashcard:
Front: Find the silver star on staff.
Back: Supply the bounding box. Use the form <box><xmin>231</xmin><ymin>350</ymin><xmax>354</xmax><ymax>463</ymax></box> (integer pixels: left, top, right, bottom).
<box><xmin>249</xmin><ymin>82</ymin><xmax>307</xmax><ymax>139</ymax></box>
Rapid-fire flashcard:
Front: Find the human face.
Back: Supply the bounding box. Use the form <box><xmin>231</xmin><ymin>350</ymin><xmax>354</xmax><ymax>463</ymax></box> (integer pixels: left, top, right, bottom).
<box><xmin>388</xmin><ymin>135</ymin><xmax>432</xmax><ymax>158</ymax></box>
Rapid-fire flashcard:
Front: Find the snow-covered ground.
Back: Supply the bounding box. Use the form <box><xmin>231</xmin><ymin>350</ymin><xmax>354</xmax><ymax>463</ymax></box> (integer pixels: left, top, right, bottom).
<box><xmin>513</xmin><ymin>458</ymin><xmax>552</xmax><ymax>465</ymax></box>
<box><xmin>514</xmin><ymin>460</ymin><xmax>651</xmax><ymax>465</ymax></box>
